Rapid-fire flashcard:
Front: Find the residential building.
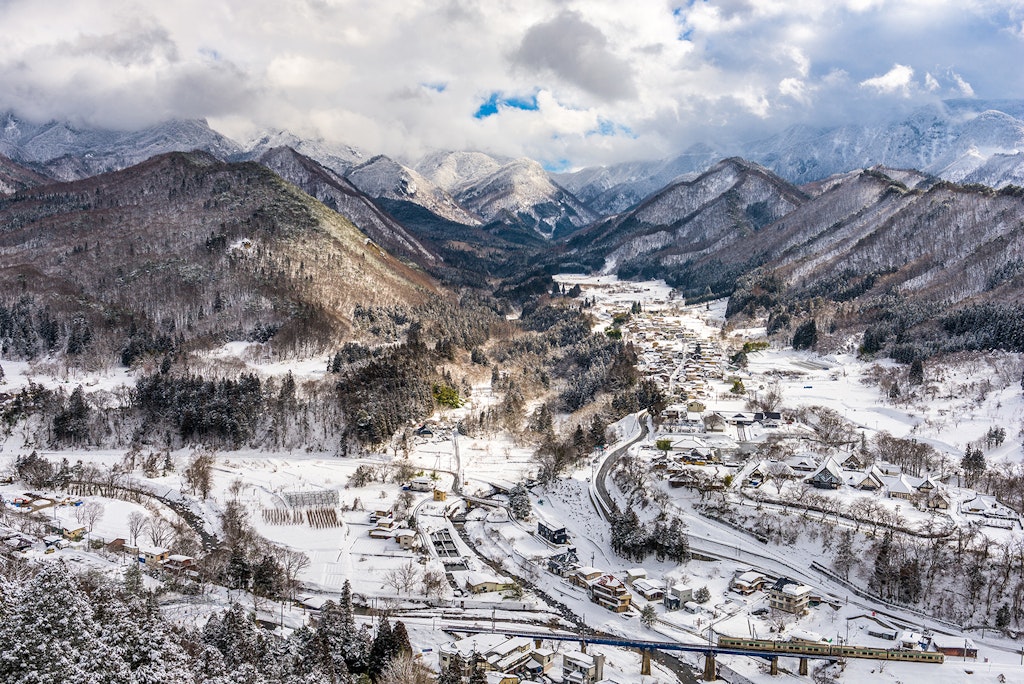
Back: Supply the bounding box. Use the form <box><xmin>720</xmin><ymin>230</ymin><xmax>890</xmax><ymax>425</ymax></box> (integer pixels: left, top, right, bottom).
<box><xmin>465</xmin><ymin>570</ymin><xmax>515</xmax><ymax>594</ymax></box>
<box><xmin>768</xmin><ymin>578</ymin><xmax>812</xmax><ymax>614</ymax></box>
<box><xmin>807</xmin><ymin>458</ymin><xmax>843</xmax><ymax>489</ymax></box>
<box><xmin>589</xmin><ymin>574</ymin><xmax>632</xmax><ymax>612</ymax></box>
<box><xmin>562</xmin><ymin>651</ymin><xmax>605</xmax><ymax>684</ymax></box>
<box><xmin>538</xmin><ymin>522</ymin><xmax>570</xmax><ymax>545</ymax></box>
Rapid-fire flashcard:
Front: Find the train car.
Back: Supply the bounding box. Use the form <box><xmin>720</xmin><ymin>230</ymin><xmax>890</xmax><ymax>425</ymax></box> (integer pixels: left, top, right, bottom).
<box><xmin>716</xmin><ymin>636</ymin><xmax>944</xmax><ymax>664</ymax></box>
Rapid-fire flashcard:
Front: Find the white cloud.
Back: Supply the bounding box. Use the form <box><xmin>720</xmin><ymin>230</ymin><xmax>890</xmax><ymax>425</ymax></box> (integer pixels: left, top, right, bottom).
<box><xmin>0</xmin><ymin>0</ymin><xmax>1019</xmax><ymax>167</ymax></box>
<box><xmin>859</xmin><ymin>64</ymin><xmax>915</xmax><ymax>95</ymax></box>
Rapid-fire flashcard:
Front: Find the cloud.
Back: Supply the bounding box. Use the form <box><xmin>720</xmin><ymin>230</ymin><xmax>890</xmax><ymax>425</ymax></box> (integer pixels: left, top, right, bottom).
<box><xmin>860</xmin><ymin>64</ymin><xmax>915</xmax><ymax>95</ymax></box>
<box><xmin>511</xmin><ymin>10</ymin><xmax>637</xmax><ymax>102</ymax></box>
<box><xmin>0</xmin><ymin>0</ymin><xmax>1019</xmax><ymax>169</ymax></box>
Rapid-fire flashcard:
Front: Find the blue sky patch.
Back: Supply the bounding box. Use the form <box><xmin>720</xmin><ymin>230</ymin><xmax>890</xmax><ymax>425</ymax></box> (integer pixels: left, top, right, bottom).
<box><xmin>422</xmin><ymin>82</ymin><xmax>447</xmax><ymax>93</ymax></box>
<box><xmin>474</xmin><ymin>92</ymin><xmax>539</xmax><ymax>119</ymax></box>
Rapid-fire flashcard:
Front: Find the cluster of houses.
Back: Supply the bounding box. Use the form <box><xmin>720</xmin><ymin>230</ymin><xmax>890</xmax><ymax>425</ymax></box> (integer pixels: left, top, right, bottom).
<box><xmin>368</xmin><ymin>506</ymin><xmax>419</xmax><ymax>550</ymax></box>
<box><xmin>730</xmin><ymin>570</ymin><xmax>816</xmax><ymax>615</ymax></box>
<box><xmin>622</xmin><ymin>311</ymin><xmax>726</xmax><ymax>403</ymax></box>
<box><xmin>438</xmin><ymin>633</ymin><xmax>605</xmax><ymax>684</ymax></box>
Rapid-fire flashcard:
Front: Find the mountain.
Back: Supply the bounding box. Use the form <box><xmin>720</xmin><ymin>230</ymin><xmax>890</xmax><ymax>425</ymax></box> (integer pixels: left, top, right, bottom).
<box><xmin>242</xmin><ymin>129</ymin><xmax>364</xmax><ymax>172</ymax></box>
<box><xmin>345</xmin><ymin>155</ymin><xmax>482</xmax><ymax>226</ymax></box>
<box><xmin>560</xmin><ymin>158</ymin><xmax>806</xmax><ymax>287</ymax></box>
<box><xmin>744</xmin><ymin>100</ymin><xmax>1024</xmax><ymax>186</ymax></box>
<box><xmin>0</xmin><ymin>154</ymin><xmax>52</xmax><ymax>194</ymax></box>
<box><xmin>453</xmin><ymin>158</ymin><xmax>596</xmax><ymax>239</ymax></box>
<box><xmin>0</xmin><ymin>113</ymin><xmax>242</xmax><ymax>181</ymax></box>
<box><xmin>554</xmin><ymin>143</ymin><xmax>723</xmax><ymax>215</ymax></box>
<box><xmin>0</xmin><ymin>151</ymin><xmax>437</xmax><ymax>360</ymax></box>
<box><xmin>255</xmin><ymin>146</ymin><xmax>440</xmax><ymax>268</ymax></box>
<box><xmin>414</xmin><ymin>150</ymin><xmax>506</xmax><ymax>193</ymax></box>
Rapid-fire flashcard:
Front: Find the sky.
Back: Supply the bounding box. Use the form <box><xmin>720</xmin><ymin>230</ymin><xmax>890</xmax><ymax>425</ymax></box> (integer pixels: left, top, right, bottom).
<box><xmin>0</xmin><ymin>0</ymin><xmax>1022</xmax><ymax>170</ymax></box>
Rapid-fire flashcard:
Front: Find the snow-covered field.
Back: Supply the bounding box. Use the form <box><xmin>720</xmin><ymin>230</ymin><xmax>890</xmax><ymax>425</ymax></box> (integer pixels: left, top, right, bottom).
<box><xmin>3</xmin><ymin>273</ymin><xmax>1024</xmax><ymax>683</ymax></box>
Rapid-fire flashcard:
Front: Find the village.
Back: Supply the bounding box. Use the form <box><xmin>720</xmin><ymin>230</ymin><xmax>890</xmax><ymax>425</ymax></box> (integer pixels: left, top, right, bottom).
<box><xmin>2</xmin><ymin>275</ymin><xmax>1024</xmax><ymax>684</ymax></box>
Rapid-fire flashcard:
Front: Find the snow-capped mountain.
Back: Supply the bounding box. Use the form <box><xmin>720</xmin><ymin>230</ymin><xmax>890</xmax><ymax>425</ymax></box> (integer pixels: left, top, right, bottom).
<box><xmin>744</xmin><ymin>100</ymin><xmax>1024</xmax><ymax>185</ymax></box>
<box><xmin>564</xmin><ymin>157</ymin><xmax>806</xmax><ymax>280</ymax></box>
<box><xmin>256</xmin><ymin>146</ymin><xmax>439</xmax><ymax>266</ymax></box>
<box><xmin>414</xmin><ymin>150</ymin><xmax>506</xmax><ymax>193</ymax></box>
<box><xmin>242</xmin><ymin>130</ymin><xmax>364</xmax><ymax>173</ymax></box>
<box><xmin>554</xmin><ymin>143</ymin><xmax>723</xmax><ymax>215</ymax></box>
<box><xmin>345</xmin><ymin>155</ymin><xmax>482</xmax><ymax>226</ymax></box>
<box><xmin>453</xmin><ymin>158</ymin><xmax>596</xmax><ymax>239</ymax></box>
<box><xmin>0</xmin><ymin>153</ymin><xmax>52</xmax><ymax>194</ymax></box>
<box><xmin>0</xmin><ymin>113</ymin><xmax>242</xmax><ymax>181</ymax></box>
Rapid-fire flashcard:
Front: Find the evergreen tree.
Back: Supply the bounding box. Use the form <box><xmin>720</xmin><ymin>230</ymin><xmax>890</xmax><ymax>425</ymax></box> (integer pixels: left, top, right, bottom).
<box><xmin>0</xmin><ymin>563</ymin><xmax>128</xmax><ymax>683</ymax></box>
<box><xmin>508</xmin><ymin>483</ymin><xmax>532</xmax><ymax>520</ymax></box>
<box><xmin>908</xmin><ymin>358</ymin><xmax>924</xmax><ymax>385</ymax></box>
<box><xmin>996</xmin><ymin>603</ymin><xmax>1011</xmax><ymax>629</ymax></box>
<box><xmin>832</xmin><ymin>530</ymin><xmax>856</xmax><ymax>580</ymax></box>
<box><xmin>368</xmin><ymin>616</ymin><xmax>394</xmax><ymax>681</ymax></box>
<box><xmin>792</xmin><ymin>319</ymin><xmax>818</xmax><ymax>350</ymax></box>
<box><xmin>437</xmin><ymin>652</ymin><xmax>464</xmax><ymax>684</ymax></box>
<box><xmin>693</xmin><ymin>586</ymin><xmax>711</xmax><ymax>603</ymax></box>
<box><xmin>391</xmin><ymin>621</ymin><xmax>412</xmax><ymax>659</ymax></box>
<box><xmin>468</xmin><ymin>653</ymin><xmax>487</xmax><ymax>684</ymax></box>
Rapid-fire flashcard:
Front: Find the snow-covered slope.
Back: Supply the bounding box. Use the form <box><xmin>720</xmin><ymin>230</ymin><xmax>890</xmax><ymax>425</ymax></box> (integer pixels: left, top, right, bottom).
<box><xmin>555</xmin><ymin>143</ymin><xmax>722</xmax><ymax>215</ymax></box>
<box><xmin>257</xmin><ymin>146</ymin><xmax>439</xmax><ymax>266</ymax></box>
<box><xmin>345</xmin><ymin>155</ymin><xmax>482</xmax><ymax>226</ymax></box>
<box><xmin>454</xmin><ymin>158</ymin><xmax>596</xmax><ymax>239</ymax></box>
<box><xmin>0</xmin><ymin>153</ymin><xmax>52</xmax><ymax>194</ymax></box>
<box><xmin>243</xmin><ymin>129</ymin><xmax>364</xmax><ymax>173</ymax></box>
<box><xmin>0</xmin><ymin>113</ymin><xmax>242</xmax><ymax>180</ymax></box>
<box><xmin>745</xmin><ymin>100</ymin><xmax>1024</xmax><ymax>186</ymax></box>
<box><xmin>414</xmin><ymin>150</ymin><xmax>505</xmax><ymax>193</ymax></box>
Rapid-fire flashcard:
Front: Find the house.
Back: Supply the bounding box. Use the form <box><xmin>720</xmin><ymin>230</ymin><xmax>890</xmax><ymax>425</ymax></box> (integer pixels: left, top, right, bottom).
<box><xmin>841</xmin><ymin>453</ymin><xmax>865</xmax><ymax>470</ymax></box>
<box><xmin>439</xmin><ymin>634</ymin><xmax>533</xmax><ymax>676</ymax></box>
<box><xmin>547</xmin><ymin>548</ymin><xmax>579</xmax><ymax>576</ymax></box>
<box><xmin>927</xmin><ymin>491</ymin><xmax>951</xmax><ymax>510</ymax></box>
<box><xmin>663</xmin><ymin>583</ymin><xmax>693</xmax><ymax>610</ymax></box>
<box><xmin>852</xmin><ymin>466</ymin><xmax>884</xmax><ymax>491</ymax></box>
<box><xmin>633</xmin><ymin>578</ymin><xmax>665</xmax><ymax>601</ymax></box>
<box><xmin>786</xmin><ymin>454</ymin><xmax>819</xmax><ymax>473</ymax></box>
<box><xmin>395</xmin><ymin>529</ymin><xmax>418</xmax><ymax>550</ymax></box>
<box><xmin>589</xmin><ymin>575</ymin><xmax>632</xmax><ymax>612</ymax></box>
<box><xmin>807</xmin><ymin>457</ymin><xmax>844</xmax><ymax>489</ymax></box>
<box><xmin>731</xmin><ymin>571</ymin><xmax>767</xmax><ymax>595</ymax></box>
<box><xmin>753</xmin><ymin>412</ymin><xmax>782</xmax><ymax>428</ymax></box>
<box><xmin>898</xmin><ymin>631</ymin><xmax>926</xmax><ymax>650</ymax></box>
<box><xmin>931</xmin><ymin>635</ymin><xmax>977</xmax><ymax>659</ymax></box>
<box><xmin>569</xmin><ymin>566</ymin><xmax>603</xmax><ymax>588</ymax></box>
<box><xmin>433</xmin><ymin>489</ymin><xmax>448</xmax><ymax>502</ymax></box>
<box><xmin>528</xmin><ymin>649</ymin><xmax>555</xmax><ymax>675</ymax></box>
<box><xmin>916</xmin><ymin>476</ymin><xmax>938</xmax><ymax>493</ymax></box>
<box><xmin>625</xmin><ymin>568</ymin><xmax>647</xmax><ymax>584</ymax></box>
<box><xmin>465</xmin><ymin>570</ymin><xmax>516</xmax><ymax>594</ymax></box>
<box><xmin>883</xmin><ymin>474</ymin><xmax>917</xmax><ymax>501</ymax></box>
<box><xmin>139</xmin><ymin>546</ymin><xmax>170</xmax><ymax>567</ymax></box>
<box><xmin>409</xmin><ymin>476</ymin><xmax>433</xmax><ymax>492</ymax></box>
<box><xmin>42</xmin><ymin>534</ymin><xmax>64</xmax><ymax>548</ymax></box>
<box><xmin>48</xmin><ymin>521</ymin><xmax>86</xmax><ymax>542</ymax></box>
<box><xmin>768</xmin><ymin>578</ymin><xmax>812</xmax><ymax>614</ymax></box>
<box><xmin>164</xmin><ymin>555</ymin><xmax>197</xmax><ymax>576</ymax></box>
<box><xmin>538</xmin><ymin>522</ymin><xmax>570</xmax><ymax>545</ymax></box>
<box><xmin>562</xmin><ymin>651</ymin><xmax>605</xmax><ymax>684</ymax></box>
<box><xmin>485</xmin><ymin>673</ymin><xmax>518</xmax><ymax>684</ymax></box>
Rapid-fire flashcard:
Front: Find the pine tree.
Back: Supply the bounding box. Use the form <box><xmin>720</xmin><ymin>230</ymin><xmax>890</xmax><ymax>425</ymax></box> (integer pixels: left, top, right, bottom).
<box><xmin>368</xmin><ymin>616</ymin><xmax>394</xmax><ymax>681</ymax></box>
<box><xmin>832</xmin><ymin>530</ymin><xmax>856</xmax><ymax>580</ymax></box>
<box><xmin>908</xmin><ymin>358</ymin><xmax>924</xmax><ymax>385</ymax></box>
<box><xmin>508</xmin><ymin>483</ymin><xmax>532</xmax><ymax>520</ymax></box>
<box><xmin>391</xmin><ymin>621</ymin><xmax>412</xmax><ymax>659</ymax></box>
<box><xmin>437</xmin><ymin>652</ymin><xmax>464</xmax><ymax>684</ymax></box>
<box><xmin>0</xmin><ymin>563</ymin><xmax>128</xmax><ymax>683</ymax></box>
<box><xmin>468</xmin><ymin>653</ymin><xmax>487</xmax><ymax>684</ymax></box>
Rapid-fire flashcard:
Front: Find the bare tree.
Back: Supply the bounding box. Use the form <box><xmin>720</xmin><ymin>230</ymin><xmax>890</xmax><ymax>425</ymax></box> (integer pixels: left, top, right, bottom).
<box><xmin>421</xmin><ymin>566</ymin><xmax>447</xmax><ymax>600</ymax></box>
<box><xmin>183</xmin><ymin>449</ymin><xmax>215</xmax><ymax>499</ymax></box>
<box><xmin>383</xmin><ymin>559</ymin><xmax>421</xmax><ymax>595</ymax></box>
<box><xmin>127</xmin><ymin>511</ymin><xmax>148</xmax><ymax>547</ymax></box>
<box><xmin>76</xmin><ymin>500</ymin><xmax>104</xmax><ymax>532</ymax></box>
<box><xmin>146</xmin><ymin>515</ymin><xmax>174</xmax><ymax>548</ymax></box>
<box><xmin>377</xmin><ymin>654</ymin><xmax>434</xmax><ymax>684</ymax></box>
<box><xmin>278</xmin><ymin>546</ymin><xmax>311</xmax><ymax>600</ymax></box>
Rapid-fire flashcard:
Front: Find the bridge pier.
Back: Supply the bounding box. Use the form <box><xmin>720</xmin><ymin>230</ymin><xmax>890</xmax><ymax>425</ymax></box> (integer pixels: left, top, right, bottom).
<box><xmin>535</xmin><ymin>639</ymin><xmax>543</xmax><ymax>649</ymax></box>
<box><xmin>769</xmin><ymin>657</ymin><xmax>778</xmax><ymax>676</ymax></box>
<box><xmin>703</xmin><ymin>652</ymin><xmax>716</xmax><ymax>681</ymax></box>
<box><xmin>799</xmin><ymin>657</ymin><xmax>808</xmax><ymax>676</ymax></box>
<box><xmin>641</xmin><ymin>649</ymin><xmax>651</xmax><ymax>676</ymax></box>
<box><xmin>580</xmin><ymin>641</ymin><xmax>587</xmax><ymax>654</ymax></box>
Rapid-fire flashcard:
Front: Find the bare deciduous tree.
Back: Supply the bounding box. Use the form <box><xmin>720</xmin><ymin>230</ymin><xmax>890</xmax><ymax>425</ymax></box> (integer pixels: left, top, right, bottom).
<box><xmin>383</xmin><ymin>559</ymin><xmax>420</xmax><ymax>595</ymax></box>
<box><xmin>127</xmin><ymin>511</ymin><xmax>148</xmax><ymax>547</ymax></box>
<box><xmin>146</xmin><ymin>515</ymin><xmax>174</xmax><ymax>548</ymax></box>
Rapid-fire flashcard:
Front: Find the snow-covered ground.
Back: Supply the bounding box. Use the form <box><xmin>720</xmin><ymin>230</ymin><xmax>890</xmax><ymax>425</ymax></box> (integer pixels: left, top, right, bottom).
<box><xmin>3</xmin><ymin>273</ymin><xmax>1024</xmax><ymax>683</ymax></box>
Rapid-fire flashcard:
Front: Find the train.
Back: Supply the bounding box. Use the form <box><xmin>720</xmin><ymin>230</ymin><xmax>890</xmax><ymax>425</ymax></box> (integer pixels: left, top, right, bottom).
<box><xmin>716</xmin><ymin>635</ymin><xmax>945</xmax><ymax>664</ymax></box>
